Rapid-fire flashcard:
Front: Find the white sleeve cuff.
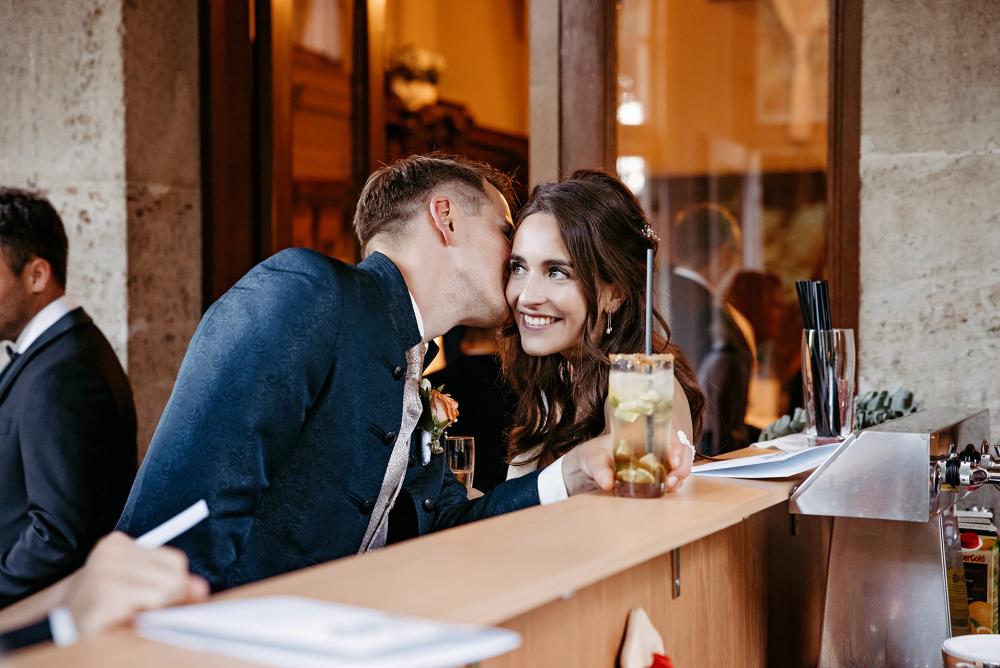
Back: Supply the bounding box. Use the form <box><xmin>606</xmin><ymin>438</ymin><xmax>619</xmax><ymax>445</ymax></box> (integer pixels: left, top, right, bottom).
<box><xmin>49</xmin><ymin>606</ymin><xmax>79</xmax><ymax>646</ymax></box>
<box><xmin>537</xmin><ymin>455</ymin><xmax>570</xmax><ymax>505</ymax></box>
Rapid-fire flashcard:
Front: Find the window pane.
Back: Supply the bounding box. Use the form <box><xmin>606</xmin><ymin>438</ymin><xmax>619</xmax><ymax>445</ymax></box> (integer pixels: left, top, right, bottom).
<box><xmin>618</xmin><ymin>0</ymin><xmax>829</xmax><ymax>451</ymax></box>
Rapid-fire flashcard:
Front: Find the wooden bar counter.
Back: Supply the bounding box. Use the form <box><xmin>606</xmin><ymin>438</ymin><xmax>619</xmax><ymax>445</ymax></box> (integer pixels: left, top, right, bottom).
<box><xmin>2</xmin><ymin>462</ymin><xmax>830</xmax><ymax>667</ymax></box>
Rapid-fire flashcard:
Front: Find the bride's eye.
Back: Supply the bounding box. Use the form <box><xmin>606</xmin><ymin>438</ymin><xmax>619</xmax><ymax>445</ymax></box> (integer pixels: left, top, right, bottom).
<box><xmin>509</xmin><ymin>261</ymin><xmax>526</xmax><ymax>275</ymax></box>
<box><xmin>548</xmin><ymin>267</ymin><xmax>570</xmax><ymax>280</ymax></box>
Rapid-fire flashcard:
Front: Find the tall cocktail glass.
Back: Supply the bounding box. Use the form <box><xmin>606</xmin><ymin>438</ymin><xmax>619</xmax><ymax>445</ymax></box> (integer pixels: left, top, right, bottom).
<box><xmin>609</xmin><ymin>354</ymin><xmax>674</xmax><ymax>498</ymax></box>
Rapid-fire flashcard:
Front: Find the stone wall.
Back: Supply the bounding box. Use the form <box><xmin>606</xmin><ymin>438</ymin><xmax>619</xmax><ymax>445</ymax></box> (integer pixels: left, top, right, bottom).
<box><xmin>123</xmin><ymin>0</ymin><xmax>202</xmax><ymax>454</ymax></box>
<box><xmin>0</xmin><ymin>0</ymin><xmax>201</xmax><ymax>455</ymax></box>
<box><xmin>859</xmin><ymin>2</ymin><xmax>1000</xmax><ymax>435</ymax></box>
<box><xmin>0</xmin><ymin>0</ymin><xmax>130</xmax><ymax>352</ymax></box>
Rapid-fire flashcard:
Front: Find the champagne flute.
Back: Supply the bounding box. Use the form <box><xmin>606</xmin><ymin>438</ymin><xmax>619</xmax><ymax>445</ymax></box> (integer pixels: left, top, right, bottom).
<box><xmin>445</xmin><ymin>435</ymin><xmax>475</xmax><ymax>496</ymax></box>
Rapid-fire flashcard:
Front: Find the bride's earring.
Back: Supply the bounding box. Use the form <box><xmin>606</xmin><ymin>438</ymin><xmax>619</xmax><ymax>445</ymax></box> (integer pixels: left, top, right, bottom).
<box><xmin>605</xmin><ymin>309</ymin><xmax>615</xmax><ymax>335</ymax></box>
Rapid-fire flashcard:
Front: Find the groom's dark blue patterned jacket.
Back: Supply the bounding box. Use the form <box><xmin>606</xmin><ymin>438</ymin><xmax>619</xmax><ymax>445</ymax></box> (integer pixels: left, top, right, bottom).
<box><xmin>117</xmin><ymin>249</ymin><xmax>540</xmax><ymax>590</ymax></box>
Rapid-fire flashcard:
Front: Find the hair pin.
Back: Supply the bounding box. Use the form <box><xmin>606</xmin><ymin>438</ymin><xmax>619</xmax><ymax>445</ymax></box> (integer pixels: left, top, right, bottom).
<box><xmin>641</xmin><ymin>223</ymin><xmax>660</xmax><ymax>244</ymax></box>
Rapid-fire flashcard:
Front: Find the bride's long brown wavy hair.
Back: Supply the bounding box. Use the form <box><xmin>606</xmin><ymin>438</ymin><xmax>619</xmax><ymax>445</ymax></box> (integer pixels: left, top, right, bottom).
<box><xmin>500</xmin><ymin>170</ymin><xmax>705</xmax><ymax>467</ymax></box>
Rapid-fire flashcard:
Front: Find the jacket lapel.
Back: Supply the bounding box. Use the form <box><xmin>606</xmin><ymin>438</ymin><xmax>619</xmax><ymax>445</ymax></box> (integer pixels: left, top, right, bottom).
<box><xmin>0</xmin><ymin>308</ymin><xmax>91</xmax><ymax>403</ymax></box>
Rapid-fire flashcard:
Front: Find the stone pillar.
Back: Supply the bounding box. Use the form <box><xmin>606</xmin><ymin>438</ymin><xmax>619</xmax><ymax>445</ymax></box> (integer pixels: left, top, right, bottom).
<box><xmin>0</xmin><ymin>0</ymin><xmax>202</xmax><ymax>456</ymax></box>
<box><xmin>123</xmin><ymin>0</ymin><xmax>202</xmax><ymax>456</ymax></box>
<box><xmin>859</xmin><ymin>3</ymin><xmax>1000</xmax><ymax>435</ymax></box>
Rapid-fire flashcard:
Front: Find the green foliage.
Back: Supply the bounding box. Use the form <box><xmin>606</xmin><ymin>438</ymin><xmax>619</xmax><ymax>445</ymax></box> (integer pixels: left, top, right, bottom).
<box><xmin>757</xmin><ymin>387</ymin><xmax>923</xmax><ymax>442</ymax></box>
<box><xmin>853</xmin><ymin>388</ymin><xmax>922</xmax><ymax>430</ymax></box>
<box><xmin>759</xmin><ymin>407</ymin><xmax>807</xmax><ymax>441</ymax></box>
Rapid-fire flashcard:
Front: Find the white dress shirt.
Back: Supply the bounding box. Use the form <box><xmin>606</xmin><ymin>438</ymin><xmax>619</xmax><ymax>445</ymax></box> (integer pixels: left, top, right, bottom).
<box><xmin>14</xmin><ymin>294</ymin><xmax>78</xmax><ymax>353</ymax></box>
<box><xmin>408</xmin><ymin>292</ymin><xmax>568</xmax><ymax>504</ymax></box>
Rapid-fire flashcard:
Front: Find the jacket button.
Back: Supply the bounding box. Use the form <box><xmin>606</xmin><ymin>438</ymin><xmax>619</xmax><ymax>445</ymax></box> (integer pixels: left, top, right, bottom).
<box><xmin>407</xmin><ymin>455</ymin><xmax>416</xmax><ymax>469</ymax></box>
<box><xmin>382</xmin><ymin>431</ymin><xmax>397</xmax><ymax>445</ymax></box>
<box><xmin>360</xmin><ymin>500</ymin><xmax>375</xmax><ymax>515</ymax></box>
<box><xmin>392</xmin><ymin>366</ymin><xmax>405</xmax><ymax>380</ymax></box>
<box><xmin>422</xmin><ymin>498</ymin><xmax>436</xmax><ymax>512</ymax></box>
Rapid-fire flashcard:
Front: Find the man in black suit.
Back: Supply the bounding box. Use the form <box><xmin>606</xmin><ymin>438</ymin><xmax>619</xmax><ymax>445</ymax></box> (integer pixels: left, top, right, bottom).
<box><xmin>668</xmin><ymin>203</ymin><xmax>754</xmax><ymax>456</ymax></box>
<box><xmin>0</xmin><ymin>189</ymin><xmax>137</xmax><ymax>608</ymax></box>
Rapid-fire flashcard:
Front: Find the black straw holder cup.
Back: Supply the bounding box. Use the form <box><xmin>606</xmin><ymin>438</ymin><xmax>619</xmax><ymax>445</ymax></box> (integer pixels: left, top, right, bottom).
<box><xmin>801</xmin><ymin>328</ymin><xmax>856</xmax><ymax>446</ymax></box>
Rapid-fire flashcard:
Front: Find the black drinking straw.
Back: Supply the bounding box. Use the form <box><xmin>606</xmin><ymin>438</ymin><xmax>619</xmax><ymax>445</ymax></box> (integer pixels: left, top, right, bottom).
<box><xmin>795</xmin><ymin>281</ymin><xmax>812</xmax><ymax>329</ymax></box>
<box><xmin>796</xmin><ymin>280</ymin><xmax>837</xmax><ymax>438</ymax></box>
<box><xmin>816</xmin><ymin>282</ymin><xmax>841</xmax><ymax>433</ymax></box>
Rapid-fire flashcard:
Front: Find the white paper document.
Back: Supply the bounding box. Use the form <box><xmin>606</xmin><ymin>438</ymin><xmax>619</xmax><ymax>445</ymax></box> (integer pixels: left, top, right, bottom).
<box><xmin>692</xmin><ymin>441</ymin><xmax>842</xmax><ymax>479</ymax></box>
<box><xmin>136</xmin><ymin>596</ymin><xmax>520</xmax><ymax>668</ymax></box>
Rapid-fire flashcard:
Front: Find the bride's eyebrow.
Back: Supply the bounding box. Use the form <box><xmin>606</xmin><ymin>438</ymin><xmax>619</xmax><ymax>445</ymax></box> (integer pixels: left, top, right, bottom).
<box><xmin>507</xmin><ymin>254</ymin><xmax>574</xmax><ymax>268</ymax></box>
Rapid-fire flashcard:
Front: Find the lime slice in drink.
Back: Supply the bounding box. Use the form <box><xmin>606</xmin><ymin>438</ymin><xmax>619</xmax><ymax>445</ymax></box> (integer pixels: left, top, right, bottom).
<box><xmin>617</xmin><ymin>399</ymin><xmax>655</xmax><ymax>416</ymax></box>
<box><xmin>640</xmin><ymin>389</ymin><xmax>662</xmax><ymax>404</ymax></box>
<box><xmin>636</xmin><ymin>453</ymin><xmax>666</xmax><ymax>481</ymax></box>
<box><xmin>613</xmin><ymin>440</ymin><xmax>633</xmax><ymax>466</ymax></box>
<box><xmin>616</xmin><ymin>467</ymin><xmax>656</xmax><ymax>484</ymax></box>
<box><xmin>614</xmin><ymin>408</ymin><xmax>641</xmax><ymax>423</ymax></box>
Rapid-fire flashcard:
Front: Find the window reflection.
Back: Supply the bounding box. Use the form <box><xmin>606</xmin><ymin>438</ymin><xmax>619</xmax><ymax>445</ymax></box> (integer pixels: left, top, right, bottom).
<box><xmin>617</xmin><ymin>0</ymin><xmax>829</xmax><ymax>454</ymax></box>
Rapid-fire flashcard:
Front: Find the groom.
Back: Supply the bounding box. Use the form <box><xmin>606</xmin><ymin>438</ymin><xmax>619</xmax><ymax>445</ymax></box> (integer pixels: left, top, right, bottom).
<box><xmin>118</xmin><ymin>154</ymin><xmax>614</xmax><ymax>590</ymax></box>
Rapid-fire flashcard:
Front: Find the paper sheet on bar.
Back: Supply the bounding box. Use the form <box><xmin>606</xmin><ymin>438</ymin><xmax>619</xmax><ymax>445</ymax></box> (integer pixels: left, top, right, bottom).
<box><xmin>136</xmin><ymin>596</ymin><xmax>520</xmax><ymax>668</ymax></box>
<box><xmin>692</xmin><ymin>441</ymin><xmax>842</xmax><ymax>479</ymax></box>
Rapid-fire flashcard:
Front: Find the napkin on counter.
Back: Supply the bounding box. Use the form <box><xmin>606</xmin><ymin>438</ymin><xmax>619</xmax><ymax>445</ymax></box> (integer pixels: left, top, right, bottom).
<box><xmin>136</xmin><ymin>596</ymin><xmax>520</xmax><ymax>668</ymax></box>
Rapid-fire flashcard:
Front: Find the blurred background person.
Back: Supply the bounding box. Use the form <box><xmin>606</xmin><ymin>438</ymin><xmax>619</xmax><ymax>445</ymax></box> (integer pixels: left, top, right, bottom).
<box><xmin>0</xmin><ymin>189</ymin><xmax>137</xmax><ymax>607</ymax></box>
<box><xmin>668</xmin><ymin>203</ymin><xmax>753</xmax><ymax>455</ymax></box>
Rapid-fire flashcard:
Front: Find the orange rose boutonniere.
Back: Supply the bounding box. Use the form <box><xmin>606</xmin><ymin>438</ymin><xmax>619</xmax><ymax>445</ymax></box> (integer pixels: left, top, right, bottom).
<box><xmin>419</xmin><ymin>379</ymin><xmax>459</xmax><ymax>455</ymax></box>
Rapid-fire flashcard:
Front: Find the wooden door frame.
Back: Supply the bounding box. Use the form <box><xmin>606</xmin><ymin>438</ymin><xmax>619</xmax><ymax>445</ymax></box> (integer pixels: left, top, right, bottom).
<box><xmin>199</xmin><ymin>0</ymin><xmax>256</xmax><ymax>306</ymax></box>
<box><xmin>531</xmin><ymin>0</ymin><xmax>862</xmax><ymax>343</ymax></box>
<box><xmin>826</xmin><ymin>0</ymin><xmax>862</xmax><ymax>336</ymax></box>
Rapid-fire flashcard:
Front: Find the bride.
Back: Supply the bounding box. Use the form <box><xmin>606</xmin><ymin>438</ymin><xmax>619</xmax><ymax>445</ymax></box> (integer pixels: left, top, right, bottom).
<box><xmin>500</xmin><ymin>170</ymin><xmax>704</xmax><ymax>490</ymax></box>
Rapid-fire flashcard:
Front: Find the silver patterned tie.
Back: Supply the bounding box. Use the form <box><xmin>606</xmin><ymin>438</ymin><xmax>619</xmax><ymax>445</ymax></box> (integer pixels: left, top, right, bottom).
<box><xmin>359</xmin><ymin>342</ymin><xmax>426</xmax><ymax>552</ymax></box>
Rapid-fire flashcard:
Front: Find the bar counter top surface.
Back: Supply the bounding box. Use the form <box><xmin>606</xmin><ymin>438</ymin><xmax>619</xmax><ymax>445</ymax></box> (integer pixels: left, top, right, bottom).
<box><xmin>3</xmin><ymin>457</ymin><xmax>797</xmax><ymax>667</ymax></box>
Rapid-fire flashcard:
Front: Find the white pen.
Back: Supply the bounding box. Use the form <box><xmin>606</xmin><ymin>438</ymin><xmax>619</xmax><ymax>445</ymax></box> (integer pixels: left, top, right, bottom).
<box><xmin>135</xmin><ymin>499</ymin><xmax>209</xmax><ymax>550</ymax></box>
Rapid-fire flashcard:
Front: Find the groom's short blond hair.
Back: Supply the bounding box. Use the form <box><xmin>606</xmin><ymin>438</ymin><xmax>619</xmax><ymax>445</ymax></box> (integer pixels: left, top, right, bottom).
<box><xmin>353</xmin><ymin>153</ymin><xmax>514</xmax><ymax>251</ymax></box>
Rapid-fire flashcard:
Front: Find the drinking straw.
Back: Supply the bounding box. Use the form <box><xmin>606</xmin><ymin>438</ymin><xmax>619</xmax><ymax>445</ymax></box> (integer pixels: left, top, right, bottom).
<box><xmin>645</xmin><ymin>249</ymin><xmax>654</xmax><ymax>456</ymax></box>
<box><xmin>816</xmin><ymin>281</ymin><xmax>841</xmax><ymax>433</ymax></box>
<box><xmin>796</xmin><ymin>280</ymin><xmax>832</xmax><ymax>437</ymax></box>
<box><xmin>645</xmin><ymin>249</ymin><xmax>653</xmax><ymax>355</ymax></box>
<box><xmin>814</xmin><ymin>281</ymin><xmax>834</xmax><ymax>436</ymax></box>
<box><xmin>795</xmin><ymin>280</ymin><xmax>814</xmax><ymax>329</ymax></box>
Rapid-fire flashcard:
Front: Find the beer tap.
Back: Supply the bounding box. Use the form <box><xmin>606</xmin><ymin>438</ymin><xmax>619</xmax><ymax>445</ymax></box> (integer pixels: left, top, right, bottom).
<box><xmin>939</xmin><ymin>440</ymin><xmax>1000</xmax><ymax>488</ymax></box>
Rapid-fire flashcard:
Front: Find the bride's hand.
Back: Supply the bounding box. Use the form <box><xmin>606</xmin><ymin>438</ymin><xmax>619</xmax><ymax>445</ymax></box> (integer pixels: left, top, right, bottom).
<box><xmin>665</xmin><ymin>430</ymin><xmax>696</xmax><ymax>492</ymax></box>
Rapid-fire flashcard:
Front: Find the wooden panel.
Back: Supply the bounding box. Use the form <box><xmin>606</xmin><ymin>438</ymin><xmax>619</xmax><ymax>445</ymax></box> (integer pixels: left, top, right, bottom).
<box><xmin>384</xmin><ymin>97</ymin><xmax>529</xmax><ymax>205</ymax></box>
<box><xmin>289</xmin><ymin>44</ymin><xmax>354</xmax><ymax>256</ymax></box>
<box><xmin>486</xmin><ymin>511</ymin><xmax>770</xmax><ymax>667</ymax></box>
<box><xmin>292</xmin><ymin>111</ymin><xmax>352</xmax><ymax>181</ymax></box>
<box><xmin>255</xmin><ymin>0</ymin><xmax>295</xmax><ymax>254</ymax></box>
<box><xmin>200</xmin><ymin>0</ymin><xmax>256</xmax><ymax>304</ymax></box>
<box><xmin>765</xmin><ymin>510</ymin><xmax>832</xmax><ymax>667</ymax></box>
<box><xmin>558</xmin><ymin>0</ymin><xmax>617</xmax><ymax>176</ymax></box>
<box><xmin>826</xmin><ymin>0</ymin><xmax>862</xmax><ymax>339</ymax></box>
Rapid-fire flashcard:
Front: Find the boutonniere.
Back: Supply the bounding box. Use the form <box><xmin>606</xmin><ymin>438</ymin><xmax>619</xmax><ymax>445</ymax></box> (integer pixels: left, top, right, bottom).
<box><xmin>418</xmin><ymin>379</ymin><xmax>459</xmax><ymax>455</ymax></box>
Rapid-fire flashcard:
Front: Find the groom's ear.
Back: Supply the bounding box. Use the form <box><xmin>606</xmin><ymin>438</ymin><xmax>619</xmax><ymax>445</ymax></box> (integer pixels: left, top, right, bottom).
<box><xmin>428</xmin><ymin>195</ymin><xmax>455</xmax><ymax>246</ymax></box>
